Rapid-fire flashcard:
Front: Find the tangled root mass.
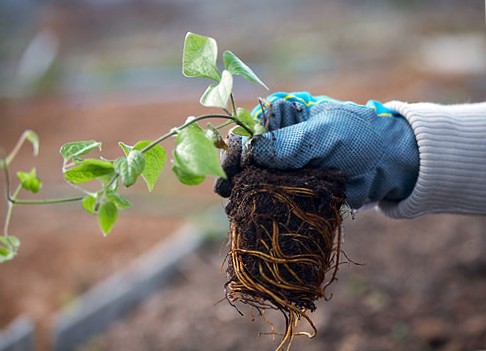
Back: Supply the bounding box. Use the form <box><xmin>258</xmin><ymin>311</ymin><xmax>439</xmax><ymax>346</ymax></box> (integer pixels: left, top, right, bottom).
<box><xmin>224</xmin><ymin>166</ymin><xmax>347</xmax><ymax>350</ymax></box>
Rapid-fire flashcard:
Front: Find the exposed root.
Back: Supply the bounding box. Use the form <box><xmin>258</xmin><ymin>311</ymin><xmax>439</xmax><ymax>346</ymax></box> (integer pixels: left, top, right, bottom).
<box><xmin>224</xmin><ymin>166</ymin><xmax>346</xmax><ymax>350</ymax></box>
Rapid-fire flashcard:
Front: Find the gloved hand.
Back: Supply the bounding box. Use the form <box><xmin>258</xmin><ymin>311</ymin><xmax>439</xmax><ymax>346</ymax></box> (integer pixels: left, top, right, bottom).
<box><xmin>215</xmin><ymin>92</ymin><xmax>420</xmax><ymax>209</ymax></box>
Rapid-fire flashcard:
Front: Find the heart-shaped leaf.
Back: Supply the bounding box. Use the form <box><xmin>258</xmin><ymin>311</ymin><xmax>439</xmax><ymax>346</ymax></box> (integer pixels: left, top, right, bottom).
<box><xmin>82</xmin><ymin>195</ymin><xmax>97</xmax><ymax>214</ymax></box>
<box><xmin>98</xmin><ymin>201</ymin><xmax>118</xmax><ymax>235</ymax></box>
<box><xmin>104</xmin><ymin>188</ymin><xmax>132</xmax><ymax>209</ymax></box>
<box><xmin>133</xmin><ymin>141</ymin><xmax>166</xmax><ymax>192</ymax></box>
<box><xmin>174</xmin><ymin>123</ymin><xmax>226</xmax><ymax>180</ymax></box>
<box><xmin>183</xmin><ymin>32</ymin><xmax>221</xmax><ymax>82</ymax></box>
<box><xmin>224</xmin><ymin>50</ymin><xmax>268</xmax><ymax>90</ymax></box>
<box><xmin>172</xmin><ymin>156</ymin><xmax>205</xmax><ymax>186</ymax></box>
<box><xmin>60</xmin><ymin>140</ymin><xmax>102</xmax><ymax>160</ymax></box>
<box><xmin>64</xmin><ymin>159</ymin><xmax>114</xmax><ymax>184</ymax></box>
<box><xmin>114</xmin><ymin>150</ymin><xmax>145</xmax><ymax>187</ymax></box>
<box><xmin>200</xmin><ymin>70</ymin><xmax>233</xmax><ymax>109</ymax></box>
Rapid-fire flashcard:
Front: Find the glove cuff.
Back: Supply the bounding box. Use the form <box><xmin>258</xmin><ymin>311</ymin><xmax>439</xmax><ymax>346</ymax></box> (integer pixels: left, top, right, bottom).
<box><xmin>379</xmin><ymin>101</ymin><xmax>486</xmax><ymax>218</ymax></box>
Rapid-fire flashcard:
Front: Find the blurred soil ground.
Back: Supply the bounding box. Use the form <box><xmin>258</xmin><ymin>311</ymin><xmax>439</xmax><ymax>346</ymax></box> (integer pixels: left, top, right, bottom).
<box><xmin>78</xmin><ymin>212</ymin><xmax>486</xmax><ymax>351</ymax></box>
<box><xmin>1</xmin><ymin>1</ymin><xmax>485</xmax><ymax>350</ymax></box>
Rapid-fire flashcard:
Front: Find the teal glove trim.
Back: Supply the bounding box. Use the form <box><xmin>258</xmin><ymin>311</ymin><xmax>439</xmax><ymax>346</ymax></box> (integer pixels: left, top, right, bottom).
<box><xmin>252</xmin><ymin>92</ymin><xmax>395</xmax><ymax>120</ymax></box>
<box><xmin>366</xmin><ymin>100</ymin><xmax>399</xmax><ymax>117</ymax></box>
<box><xmin>252</xmin><ymin>92</ymin><xmax>339</xmax><ymax>119</ymax></box>
<box><xmin>249</xmin><ymin>92</ymin><xmax>419</xmax><ymax>209</ymax></box>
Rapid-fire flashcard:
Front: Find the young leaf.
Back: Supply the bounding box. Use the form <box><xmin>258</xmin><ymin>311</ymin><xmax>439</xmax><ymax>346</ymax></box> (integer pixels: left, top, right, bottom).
<box><xmin>98</xmin><ymin>201</ymin><xmax>118</xmax><ymax>235</ymax></box>
<box><xmin>200</xmin><ymin>70</ymin><xmax>233</xmax><ymax>109</ymax></box>
<box><xmin>118</xmin><ymin>142</ymin><xmax>132</xmax><ymax>156</ymax></box>
<box><xmin>5</xmin><ymin>130</ymin><xmax>40</xmax><ymax>165</ymax></box>
<box><xmin>182</xmin><ymin>32</ymin><xmax>221</xmax><ymax>82</ymax></box>
<box><xmin>104</xmin><ymin>188</ymin><xmax>132</xmax><ymax>209</ymax></box>
<box><xmin>132</xmin><ymin>141</ymin><xmax>166</xmax><ymax>192</ymax></box>
<box><xmin>253</xmin><ymin>123</ymin><xmax>267</xmax><ymax>135</ymax></box>
<box><xmin>113</xmin><ymin>150</ymin><xmax>145</xmax><ymax>187</ymax></box>
<box><xmin>236</xmin><ymin>108</ymin><xmax>257</xmax><ymax>129</ymax></box>
<box><xmin>0</xmin><ymin>236</ymin><xmax>20</xmax><ymax>263</ymax></box>
<box><xmin>231</xmin><ymin>126</ymin><xmax>252</xmax><ymax>137</ymax></box>
<box><xmin>82</xmin><ymin>195</ymin><xmax>97</xmax><ymax>214</ymax></box>
<box><xmin>223</xmin><ymin>50</ymin><xmax>268</xmax><ymax>90</ymax></box>
<box><xmin>64</xmin><ymin>159</ymin><xmax>114</xmax><ymax>184</ymax></box>
<box><xmin>206</xmin><ymin>124</ymin><xmax>227</xmax><ymax>150</ymax></box>
<box><xmin>17</xmin><ymin>168</ymin><xmax>42</xmax><ymax>193</ymax></box>
<box><xmin>60</xmin><ymin>141</ymin><xmax>102</xmax><ymax>160</ymax></box>
<box><xmin>232</xmin><ymin>109</ymin><xmax>266</xmax><ymax>136</ymax></box>
<box><xmin>174</xmin><ymin>123</ymin><xmax>226</xmax><ymax>179</ymax></box>
<box><xmin>172</xmin><ymin>157</ymin><xmax>205</xmax><ymax>186</ymax></box>
<box><xmin>23</xmin><ymin>130</ymin><xmax>40</xmax><ymax>156</ymax></box>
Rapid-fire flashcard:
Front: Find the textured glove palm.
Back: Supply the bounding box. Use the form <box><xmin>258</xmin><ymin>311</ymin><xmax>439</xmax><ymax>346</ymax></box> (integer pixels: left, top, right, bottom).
<box><xmin>248</xmin><ymin>92</ymin><xmax>419</xmax><ymax>209</ymax></box>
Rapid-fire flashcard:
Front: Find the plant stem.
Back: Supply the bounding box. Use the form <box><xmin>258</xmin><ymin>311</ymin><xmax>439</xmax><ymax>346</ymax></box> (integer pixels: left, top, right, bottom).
<box><xmin>1</xmin><ymin>155</ymin><xmax>84</xmax><ymax>207</ymax></box>
<box><xmin>141</xmin><ymin>113</ymin><xmax>252</xmax><ymax>154</ymax></box>
<box><xmin>9</xmin><ymin>196</ymin><xmax>84</xmax><ymax>205</ymax></box>
<box><xmin>230</xmin><ymin>94</ymin><xmax>237</xmax><ymax>116</ymax></box>
<box><xmin>5</xmin><ymin>130</ymin><xmax>36</xmax><ymax>166</ymax></box>
<box><xmin>3</xmin><ymin>185</ymin><xmax>21</xmax><ymax>236</ymax></box>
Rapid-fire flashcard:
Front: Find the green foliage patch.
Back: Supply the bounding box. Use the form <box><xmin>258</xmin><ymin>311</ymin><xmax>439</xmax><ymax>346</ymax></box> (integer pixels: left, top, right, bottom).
<box><xmin>0</xmin><ymin>32</ymin><xmax>268</xmax><ymax>258</ymax></box>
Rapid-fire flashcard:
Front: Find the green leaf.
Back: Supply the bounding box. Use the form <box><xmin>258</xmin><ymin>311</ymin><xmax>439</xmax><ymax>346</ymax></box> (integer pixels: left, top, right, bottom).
<box><xmin>64</xmin><ymin>159</ymin><xmax>114</xmax><ymax>184</ymax></box>
<box><xmin>172</xmin><ymin>158</ymin><xmax>205</xmax><ymax>186</ymax></box>
<box><xmin>200</xmin><ymin>70</ymin><xmax>233</xmax><ymax>108</ymax></box>
<box><xmin>118</xmin><ymin>142</ymin><xmax>132</xmax><ymax>156</ymax></box>
<box><xmin>23</xmin><ymin>130</ymin><xmax>40</xmax><ymax>156</ymax></box>
<box><xmin>0</xmin><ymin>236</ymin><xmax>20</xmax><ymax>263</ymax></box>
<box><xmin>60</xmin><ymin>140</ymin><xmax>102</xmax><ymax>160</ymax></box>
<box><xmin>223</xmin><ymin>50</ymin><xmax>268</xmax><ymax>90</ymax></box>
<box><xmin>98</xmin><ymin>201</ymin><xmax>118</xmax><ymax>235</ymax></box>
<box><xmin>82</xmin><ymin>195</ymin><xmax>97</xmax><ymax>214</ymax></box>
<box><xmin>231</xmin><ymin>126</ymin><xmax>252</xmax><ymax>137</ymax></box>
<box><xmin>174</xmin><ymin>123</ymin><xmax>226</xmax><ymax>179</ymax></box>
<box><xmin>237</xmin><ymin>107</ymin><xmax>258</xmax><ymax>131</ymax></box>
<box><xmin>17</xmin><ymin>168</ymin><xmax>42</xmax><ymax>193</ymax></box>
<box><xmin>4</xmin><ymin>130</ymin><xmax>40</xmax><ymax>166</ymax></box>
<box><xmin>236</xmin><ymin>107</ymin><xmax>254</xmax><ymax>126</ymax></box>
<box><xmin>104</xmin><ymin>188</ymin><xmax>132</xmax><ymax>209</ymax></box>
<box><xmin>182</xmin><ymin>32</ymin><xmax>221</xmax><ymax>82</ymax></box>
<box><xmin>113</xmin><ymin>150</ymin><xmax>145</xmax><ymax>187</ymax></box>
<box><xmin>205</xmin><ymin>124</ymin><xmax>227</xmax><ymax>150</ymax></box>
<box><xmin>233</xmin><ymin>109</ymin><xmax>267</xmax><ymax>136</ymax></box>
<box><xmin>132</xmin><ymin>141</ymin><xmax>166</xmax><ymax>192</ymax></box>
<box><xmin>96</xmin><ymin>172</ymin><xmax>117</xmax><ymax>185</ymax></box>
<box><xmin>253</xmin><ymin>123</ymin><xmax>267</xmax><ymax>135</ymax></box>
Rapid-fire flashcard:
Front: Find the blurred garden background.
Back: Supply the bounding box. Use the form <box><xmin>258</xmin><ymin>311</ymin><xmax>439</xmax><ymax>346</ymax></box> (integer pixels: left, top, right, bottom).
<box><xmin>1</xmin><ymin>0</ymin><xmax>485</xmax><ymax>350</ymax></box>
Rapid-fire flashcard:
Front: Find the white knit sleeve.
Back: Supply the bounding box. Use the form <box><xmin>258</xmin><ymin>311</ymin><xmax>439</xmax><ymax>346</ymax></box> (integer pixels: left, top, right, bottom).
<box><xmin>378</xmin><ymin>101</ymin><xmax>486</xmax><ymax>218</ymax></box>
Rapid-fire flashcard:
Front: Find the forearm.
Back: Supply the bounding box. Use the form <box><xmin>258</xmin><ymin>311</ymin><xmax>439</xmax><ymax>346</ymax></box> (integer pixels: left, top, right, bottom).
<box><xmin>379</xmin><ymin>101</ymin><xmax>486</xmax><ymax>218</ymax></box>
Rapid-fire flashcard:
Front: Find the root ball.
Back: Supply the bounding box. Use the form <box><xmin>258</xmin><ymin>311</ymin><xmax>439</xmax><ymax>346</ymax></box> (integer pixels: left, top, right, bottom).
<box><xmin>224</xmin><ymin>165</ymin><xmax>347</xmax><ymax>350</ymax></box>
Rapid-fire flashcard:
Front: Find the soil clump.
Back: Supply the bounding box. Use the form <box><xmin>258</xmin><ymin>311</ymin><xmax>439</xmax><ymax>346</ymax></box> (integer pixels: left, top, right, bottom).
<box><xmin>224</xmin><ymin>165</ymin><xmax>346</xmax><ymax>350</ymax></box>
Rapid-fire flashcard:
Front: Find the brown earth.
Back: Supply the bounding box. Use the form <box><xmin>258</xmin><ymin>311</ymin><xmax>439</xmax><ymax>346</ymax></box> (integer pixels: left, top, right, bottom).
<box><xmin>0</xmin><ymin>98</ymin><xmax>222</xmax><ymax>349</ymax></box>
<box><xmin>76</xmin><ymin>211</ymin><xmax>486</xmax><ymax>351</ymax></box>
<box><xmin>78</xmin><ymin>212</ymin><xmax>486</xmax><ymax>351</ymax></box>
<box><xmin>1</xmin><ymin>67</ymin><xmax>485</xmax><ymax>350</ymax></box>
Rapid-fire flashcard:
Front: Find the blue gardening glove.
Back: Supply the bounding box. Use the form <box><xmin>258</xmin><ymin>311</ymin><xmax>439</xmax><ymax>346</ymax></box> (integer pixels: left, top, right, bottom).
<box><xmin>249</xmin><ymin>92</ymin><xmax>419</xmax><ymax>209</ymax></box>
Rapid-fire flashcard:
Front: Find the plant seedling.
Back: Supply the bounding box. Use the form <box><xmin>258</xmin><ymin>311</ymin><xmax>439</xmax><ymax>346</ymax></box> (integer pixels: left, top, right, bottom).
<box><xmin>1</xmin><ymin>32</ymin><xmax>348</xmax><ymax>351</ymax></box>
<box><xmin>0</xmin><ymin>32</ymin><xmax>268</xmax><ymax>260</ymax></box>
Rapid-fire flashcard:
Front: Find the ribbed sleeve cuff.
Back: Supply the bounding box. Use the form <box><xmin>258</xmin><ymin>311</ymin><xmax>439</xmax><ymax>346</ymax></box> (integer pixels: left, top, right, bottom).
<box><xmin>378</xmin><ymin>101</ymin><xmax>486</xmax><ymax>218</ymax></box>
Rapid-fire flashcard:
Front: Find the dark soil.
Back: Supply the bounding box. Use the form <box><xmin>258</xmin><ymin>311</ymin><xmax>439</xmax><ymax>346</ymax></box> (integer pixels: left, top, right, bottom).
<box><xmin>78</xmin><ymin>213</ymin><xmax>486</xmax><ymax>351</ymax></box>
<box><xmin>225</xmin><ymin>165</ymin><xmax>346</xmax><ymax>349</ymax></box>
